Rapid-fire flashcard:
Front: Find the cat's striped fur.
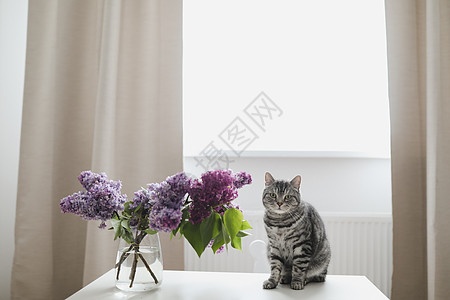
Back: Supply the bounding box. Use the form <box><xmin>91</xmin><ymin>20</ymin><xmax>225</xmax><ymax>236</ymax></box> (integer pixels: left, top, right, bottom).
<box><xmin>262</xmin><ymin>172</ymin><xmax>331</xmax><ymax>290</ymax></box>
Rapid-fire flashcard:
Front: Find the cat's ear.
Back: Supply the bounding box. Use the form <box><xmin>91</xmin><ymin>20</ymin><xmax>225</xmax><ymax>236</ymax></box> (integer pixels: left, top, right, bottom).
<box><xmin>290</xmin><ymin>175</ymin><xmax>302</xmax><ymax>190</ymax></box>
<box><xmin>265</xmin><ymin>172</ymin><xmax>275</xmax><ymax>186</ymax></box>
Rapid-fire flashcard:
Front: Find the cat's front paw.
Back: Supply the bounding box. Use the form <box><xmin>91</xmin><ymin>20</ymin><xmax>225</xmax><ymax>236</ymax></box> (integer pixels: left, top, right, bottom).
<box><xmin>280</xmin><ymin>275</ymin><xmax>292</xmax><ymax>284</ymax></box>
<box><xmin>263</xmin><ymin>279</ymin><xmax>277</xmax><ymax>289</ymax></box>
<box><xmin>290</xmin><ymin>280</ymin><xmax>305</xmax><ymax>290</ymax></box>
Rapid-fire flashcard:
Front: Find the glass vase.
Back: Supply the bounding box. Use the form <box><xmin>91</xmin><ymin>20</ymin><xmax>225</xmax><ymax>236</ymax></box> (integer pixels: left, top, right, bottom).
<box><xmin>115</xmin><ymin>232</ymin><xmax>163</xmax><ymax>292</ymax></box>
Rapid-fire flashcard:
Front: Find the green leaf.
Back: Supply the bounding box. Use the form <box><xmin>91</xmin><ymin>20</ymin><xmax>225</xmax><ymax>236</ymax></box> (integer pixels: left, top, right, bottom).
<box><xmin>110</xmin><ymin>218</ymin><xmax>122</xmax><ymax>240</ymax></box>
<box><xmin>144</xmin><ymin>228</ymin><xmax>158</xmax><ymax>235</ymax></box>
<box><xmin>121</xmin><ymin>202</ymin><xmax>132</xmax><ymax>218</ymax></box>
<box><xmin>111</xmin><ymin>218</ymin><xmax>121</xmax><ymax>229</ymax></box>
<box><xmin>236</xmin><ymin>231</ymin><xmax>250</xmax><ymax>237</ymax></box>
<box><xmin>200</xmin><ymin>213</ymin><xmax>221</xmax><ymax>248</ymax></box>
<box><xmin>183</xmin><ymin>221</ymin><xmax>205</xmax><ymax>257</ymax></box>
<box><xmin>231</xmin><ymin>235</ymin><xmax>242</xmax><ymax>250</ymax></box>
<box><xmin>171</xmin><ymin>227</ymin><xmax>181</xmax><ymax>238</ymax></box>
<box><xmin>134</xmin><ymin>202</ymin><xmax>142</xmax><ymax>214</ymax></box>
<box><xmin>213</xmin><ymin>217</ymin><xmax>231</xmax><ymax>253</ymax></box>
<box><xmin>183</xmin><ymin>212</ymin><xmax>224</xmax><ymax>257</ymax></box>
<box><xmin>118</xmin><ymin>219</ymin><xmax>134</xmax><ymax>243</ymax></box>
<box><xmin>174</xmin><ymin>207</ymin><xmax>190</xmax><ymax>237</ymax></box>
<box><xmin>223</xmin><ymin>208</ymin><xmax>243</xmax><ymax>239</ymax></box>
<box><xmin>121</xmin><ymin>219</ymin><xmax>131</xmax><ymax>231</ymax></box>
<box><xmin>211</xmin><ymin>234</ymin><xmax>225</xmax><ymax>253</ymax></box>
<box><xmin>211</xmin><ymin>221</ymin><xmax>230</xmax><ymax>253</ymax></box>
<box><xmin>211</xmin><ymin>213</ymin><xmax>221</xmax><ymax>238</ymax></box>
<box><xmin>123</xmin><ymin>201</ymin><xmax>130</xmax><ymax>211</ymax></box>
<box><xmin>241</xmin><ymin>220</ymin><xmax>252</xmax><ymax>230</ymax></box>
<box><xmin>122</xmin><ymin>229</ymin><xmax>134</xmax><ymax>244</ymax></box>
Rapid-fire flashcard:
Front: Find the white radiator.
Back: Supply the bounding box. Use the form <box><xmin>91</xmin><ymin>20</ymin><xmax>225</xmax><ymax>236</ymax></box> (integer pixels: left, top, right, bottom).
<box><xmin>184</xmin><ymin>211</ymin><xmax>392</xmax><ymax>298</ymax></box>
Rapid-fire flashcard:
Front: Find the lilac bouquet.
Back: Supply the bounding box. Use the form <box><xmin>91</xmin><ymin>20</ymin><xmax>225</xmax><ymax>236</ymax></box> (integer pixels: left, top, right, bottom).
<box><xmin>60</xmin><ymin>169</ymin><xmax>252</xmax><ymax>287</ymax></box>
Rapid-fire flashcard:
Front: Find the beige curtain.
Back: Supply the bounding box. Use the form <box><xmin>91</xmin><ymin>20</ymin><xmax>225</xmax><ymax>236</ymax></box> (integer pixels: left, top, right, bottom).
<box><xmin>385</xmin><ymin>0</ymin><xmax>450</xmax><ymax>299</ymax></box>
<box><xmin>11</xmin><ymin>0</ymin><xmax>183</xmax><ymax>299</ymax></box>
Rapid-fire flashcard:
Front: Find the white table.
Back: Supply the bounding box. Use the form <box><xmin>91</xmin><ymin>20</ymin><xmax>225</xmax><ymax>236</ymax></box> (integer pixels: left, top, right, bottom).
<box><xmin>67</xmin><ymin>270</ymin><xmax>389</xmax><ymax>300</ymax></box>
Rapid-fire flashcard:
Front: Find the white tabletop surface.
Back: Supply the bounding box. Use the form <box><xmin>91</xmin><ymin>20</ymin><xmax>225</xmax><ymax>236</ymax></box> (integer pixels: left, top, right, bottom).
<box><xmin>67</xmin><ymin>270</ymin><xmax>389</xmax><ymax>300</ymax></box>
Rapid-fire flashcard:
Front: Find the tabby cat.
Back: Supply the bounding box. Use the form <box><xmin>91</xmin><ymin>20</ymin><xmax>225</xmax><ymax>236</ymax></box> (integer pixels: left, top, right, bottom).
<box><xmin>262</xmin><ymin>172</ymin><xmax>331</xmax><ymax>290</ymax></box>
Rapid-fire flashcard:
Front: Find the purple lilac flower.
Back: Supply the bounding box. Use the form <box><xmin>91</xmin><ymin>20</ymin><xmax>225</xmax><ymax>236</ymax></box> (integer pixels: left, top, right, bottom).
<box><xmin>60</xmin><ymin>171</ymin><xmax>127</xmax><ymax>228</ymax></box>
<box><xmin>188</xmin><ymin>170</ymin><xmax>252</xmax><ymax>224</ymax></box>
<box><xmin>149</xmin><ymin>206</ymin><xmax>183</xmax><ymax>232</ymax></box>
<box><xmin>147</xmin><ymin>172</ymin><xmax>191</xmax><ymax>232</ymax></box>
<box><xmin>128</xmin><ymin>188</ymin><xmax>153</xmax><ymax>228</ymax></box>
<box><xmin>214</xmin><ymin>202</ymin><xmax>241</xmax><ymax>216</ymax></box>
<box><xmin>233</xmin><ymin>171</ymin><xmax>252</xmax><ymax>189</ymax></box>
<box><xmin>130</xmin><ymin>188</ymin><xmax>153</xmax><ymax>212</ymax></box>
<box><xmin>78</xmin><ymin>171</ymin><xmax>121</xmax><ymax>192</ymax></box>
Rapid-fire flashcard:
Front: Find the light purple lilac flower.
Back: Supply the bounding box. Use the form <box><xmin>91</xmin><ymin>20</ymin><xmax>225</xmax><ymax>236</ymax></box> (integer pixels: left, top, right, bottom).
<box><xmin>60</xmin><ymin>171</ymin><xmax>127</xmax><ymax>228</ymax></box>
<box><xmin>128</xmin><ymin>188</ymin><xmax>153</xmax><ymax>228</ymax></box>
<box><xmin>149</xmin><ymin>206</ymin><xmax>183</xmax><ymax>232</ymax></box>
<box><xmin>130</xmin><ymin>188</ymin><xmax>153</xmax><ymax>212</ymax></box>
<box><xmin>188</xmin><ymin>170</ymin><xmax>252</xmax><ymax>224</ymax></box>
<box><xmin>147</xmin><ymin>172</ymin><xmax>191</xmax><ymax>232</ymax></box>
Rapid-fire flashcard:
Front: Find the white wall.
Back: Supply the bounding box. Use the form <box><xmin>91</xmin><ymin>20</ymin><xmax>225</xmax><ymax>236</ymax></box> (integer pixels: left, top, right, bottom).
<box><xmin>184</xmin><ymin>154</ymin><xmax>392</xmax><ymax>214</ymax></box>
<box><xmin>0</xmin><ymin>0</ymin><xmax>27</xmax><ymax>298</ymax></box>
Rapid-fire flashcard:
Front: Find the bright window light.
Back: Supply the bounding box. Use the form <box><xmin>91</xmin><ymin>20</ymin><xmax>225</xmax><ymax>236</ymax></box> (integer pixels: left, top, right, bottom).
<box><xmin>183</xmin><ymin>0</ymin><xmax>390</xmax><ymax>158</ymax></box>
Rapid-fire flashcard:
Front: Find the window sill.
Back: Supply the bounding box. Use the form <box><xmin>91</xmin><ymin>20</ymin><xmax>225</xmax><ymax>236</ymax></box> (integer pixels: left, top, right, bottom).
<box><xmin>184</xmin><ymin>151</ymin><xmax>390</xmax><ymax>159</ymax></box>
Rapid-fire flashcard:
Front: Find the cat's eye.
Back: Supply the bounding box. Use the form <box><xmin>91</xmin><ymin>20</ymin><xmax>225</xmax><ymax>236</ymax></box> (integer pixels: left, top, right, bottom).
<box><xmin>284</xmin><ymin>195</ymin><xmax>291</xmax><ymax>200</ymax></box>
<box><xmin>269</xmin><ymin>193</ymin><xmax>277</xmax><ymax>198</ymax></box>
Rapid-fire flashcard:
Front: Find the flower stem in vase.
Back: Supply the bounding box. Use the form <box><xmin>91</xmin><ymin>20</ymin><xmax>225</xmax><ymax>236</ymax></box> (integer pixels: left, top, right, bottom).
<box><xmin>138</xmin><ymin>253</ymin><xmax>158</xmax><ymax>284</ymax></box>
<box><xmin>129</xmin><ymin>253</ymin><xmax>139</xmax><ymax>287</ymax></box>
<box><xmin>116</xmin><ymin>232</ymin><xmax>161</xmax><ymax>289</ymax></box>
<box><xmin>115</xmin><ymin>245</ymin><xmax>133</xmax><ymax>280</ymax></box>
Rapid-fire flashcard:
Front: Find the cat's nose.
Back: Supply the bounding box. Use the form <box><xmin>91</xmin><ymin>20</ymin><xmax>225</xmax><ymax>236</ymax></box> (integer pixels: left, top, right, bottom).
<box><xmin>277</xmin><ymin>202</ymin><xmax>283</xmax><ymax>207</ymax></box>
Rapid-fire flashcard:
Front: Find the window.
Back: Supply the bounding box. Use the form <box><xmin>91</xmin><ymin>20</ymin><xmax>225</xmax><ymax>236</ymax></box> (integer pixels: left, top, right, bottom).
<box><xmin>183</xmin><ymin>0</ymin><xmax>390</xmax><ymax>158</ymax></box>
<box><xmin>183</xmin><ymin>4</ymin><xmax>392</xmax><ymax>288</ymax></box>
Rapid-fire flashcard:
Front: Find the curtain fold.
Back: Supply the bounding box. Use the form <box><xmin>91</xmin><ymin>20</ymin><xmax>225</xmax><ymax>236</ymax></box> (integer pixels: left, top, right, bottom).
<box><xmin>385</xmin><ymin>0</ymin><xmax>450</xmax><ymax>299</ymax></box>
<box><xmin>11</xmin><ymin>0</ymin><xmax>183</xmax><ymax>299</ymax></box>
